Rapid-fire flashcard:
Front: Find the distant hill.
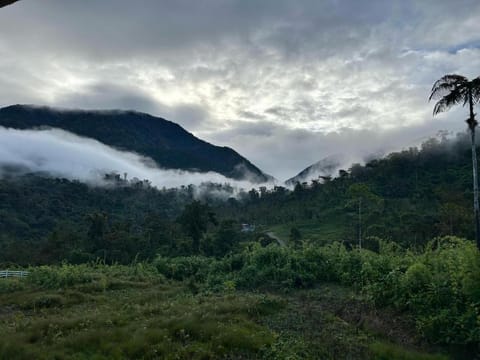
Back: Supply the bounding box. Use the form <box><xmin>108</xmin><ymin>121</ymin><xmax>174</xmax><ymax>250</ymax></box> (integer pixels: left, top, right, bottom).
<box><xmin>0</xmin><ymin>105</ymin><xmax>273</xmax><ymax>182</ymax></box>
<box><xmin>285</xmin><ymin>154</ymin><xmax>345</xmax><ymax>185</ymax></box>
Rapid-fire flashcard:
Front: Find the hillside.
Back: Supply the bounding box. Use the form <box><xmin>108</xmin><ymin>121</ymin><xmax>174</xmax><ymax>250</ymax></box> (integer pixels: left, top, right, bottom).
<box><xmin>218</xmin><ymin>133</ymin><xmax>475</xmax><ymax>247</ymax></box>
<box><xmin>285</xmin><ymin>154</ymin><xmax>345</xmax><ymax>185</ymax></box>
<box><xmin>0</xmin><ymin>105</ymin><xmax>273</xmax><ymax>182</ymax></box>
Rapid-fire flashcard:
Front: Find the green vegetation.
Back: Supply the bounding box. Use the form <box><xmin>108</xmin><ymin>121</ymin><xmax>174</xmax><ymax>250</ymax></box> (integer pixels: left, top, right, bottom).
<box><xmin>1</xmin><ymin>236</ymin><xmax>478</xmax><ymax>358</ymax></box>
<box><xmin>0</xmin><ymin>252</ymin><xmax>456</xmax><ymax>359</ymax></box>
<box><xmin>268</xmin><ymin>214</ymin><xmax>346</xmax><ymax>245</ymax></box>
<box><xmin>3</xmin><ymin>133</ymin><xmax>480</xmax><ymax>266</ymax></box>
<box><xmin>154</xmin><ymin>237</ymin><xmax>480</xmax><ymax>353</ymax></box>
<box><xmin>3</xmin><ymin>125</ymin><xmax>480</xmax><ymax>357</ymax></box>
<box><xmin>0</xmin><ymin>264</ymin><xmax>275</xmax><ymax>359</ymax></box>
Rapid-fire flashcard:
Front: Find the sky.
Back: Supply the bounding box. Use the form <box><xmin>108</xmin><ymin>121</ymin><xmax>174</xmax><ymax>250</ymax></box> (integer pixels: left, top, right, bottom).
<box><xmin>0</xmin><ymin>0</ymin><xmax>480</xmax><ymax>180</ymax></box>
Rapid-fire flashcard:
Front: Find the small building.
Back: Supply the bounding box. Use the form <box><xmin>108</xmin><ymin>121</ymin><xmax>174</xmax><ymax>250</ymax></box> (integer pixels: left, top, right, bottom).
<box><xmin>241</xmin><ymin>223</ymin><xmax>255</xmax><ymax>233</ymax></box>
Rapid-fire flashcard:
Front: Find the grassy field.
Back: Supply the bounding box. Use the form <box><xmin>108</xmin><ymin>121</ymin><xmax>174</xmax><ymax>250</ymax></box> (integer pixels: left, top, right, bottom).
<box><xmin>267</xmin><ymin>215</ymin><xmax>347</xmax><ymax>246</ymax></box>
<box><xmin>0</xmin><ymin>265</ymin><xmax>449</xmax><ymax>359</ymax></box>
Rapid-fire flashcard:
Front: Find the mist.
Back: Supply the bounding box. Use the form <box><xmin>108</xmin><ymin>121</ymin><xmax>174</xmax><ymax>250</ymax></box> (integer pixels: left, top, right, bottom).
<box><xmin>0</xmin><ymin>126</ymin><xmax>265</xmax><ymax>191</ymax></box>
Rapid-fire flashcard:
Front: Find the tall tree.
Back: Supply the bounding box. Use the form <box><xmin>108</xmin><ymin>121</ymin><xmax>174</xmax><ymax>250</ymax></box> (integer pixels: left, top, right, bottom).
<box><xmin>430</xmin><ymin>74</ymin><xmax>480</xmax><ymax>249</ymax></box>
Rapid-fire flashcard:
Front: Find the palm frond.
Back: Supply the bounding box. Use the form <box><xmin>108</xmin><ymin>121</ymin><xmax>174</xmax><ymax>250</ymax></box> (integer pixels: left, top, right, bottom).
<box><xmin>429</xmin><ymin>74</ymin><xmax>468</xmax><ymax>101</ymax></box>
<box><xmin>471</xmin><ymin>77</ymin><xmax>480</xmax><ymax>104</ymax></box>
<box><xmin>433</xmin><ymin>88</ymin><xmax>464</xmax><ymax>115</ymax></box>
<box><xmin>461</xmin><ymin>85</ymin><xmax>471</xmax><ymax>106</ymax></box>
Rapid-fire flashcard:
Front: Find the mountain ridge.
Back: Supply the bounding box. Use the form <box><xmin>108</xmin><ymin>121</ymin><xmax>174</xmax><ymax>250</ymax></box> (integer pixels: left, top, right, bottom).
<box><xmin>285</xmin><ymin>154</ymin><xmax>345</xmax><ymax>185</ymax></box>
<box><xmin>0</xmin><ymin>104</ymin><xmax>274</xmax><ymax>183</ymax></box>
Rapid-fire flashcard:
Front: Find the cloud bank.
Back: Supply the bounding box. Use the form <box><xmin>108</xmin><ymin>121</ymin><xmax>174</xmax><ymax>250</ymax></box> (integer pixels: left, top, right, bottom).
<box><xmin>0</xmin><ymin>126</ymin><xmax>261</xmax><ymax>190</ymax></box>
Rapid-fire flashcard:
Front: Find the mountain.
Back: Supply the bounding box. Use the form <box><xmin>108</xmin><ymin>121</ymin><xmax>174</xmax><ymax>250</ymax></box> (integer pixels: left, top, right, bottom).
<box><xmin>285</xmin><ymin>154</ymin><xmax>345</xmax><ymax>186</ymax></box>
<box><xmin>0</xmin><ymin>105</ymin><xmax>273</xmax><ymax>182</ymax></box>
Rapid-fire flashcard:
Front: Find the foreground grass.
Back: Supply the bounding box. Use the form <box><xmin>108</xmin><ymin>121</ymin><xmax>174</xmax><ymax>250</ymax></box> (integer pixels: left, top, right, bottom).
<box><xmin>0</xmin><ymin>271</ymin><xmax>275</xmax><ymax>359</ymax></box>
<box><xmin>0</xmin><ymin>265</ymin><xmax>449</xmax><ymax>359</ymax></box>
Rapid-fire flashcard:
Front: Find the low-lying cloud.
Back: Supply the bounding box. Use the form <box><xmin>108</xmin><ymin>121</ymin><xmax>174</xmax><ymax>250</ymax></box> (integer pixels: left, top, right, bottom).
<box><xmin>0</xmin><ymin>126</ymin><xmax>263</xmax><ymax>191</ymax></box>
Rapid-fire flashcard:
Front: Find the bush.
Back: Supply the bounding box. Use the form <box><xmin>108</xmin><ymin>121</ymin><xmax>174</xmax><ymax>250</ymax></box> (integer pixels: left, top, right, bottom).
<box><xmin>27</xmin><ymin>262</ymin><xmax>161</xmax><ymax>289</ymax></box>
<box><xmin>366</xmin><ymin>237</ymin><xmax>480</xmax><ymax>346</ymax></box>
<box><xmin>27</xmin><ymin>264</ymin><xmax>96</xmax><ymax>289</ymax></box>
<box><xmin>154</xmin><ymin>256</ymin><xmax>214</xmax><ymax>282</ymax></box>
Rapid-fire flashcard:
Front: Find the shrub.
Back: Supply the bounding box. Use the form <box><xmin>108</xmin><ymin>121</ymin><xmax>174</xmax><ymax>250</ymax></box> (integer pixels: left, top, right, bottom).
<box><xmin>154</xmin><ymin>256</ymin><xmax>214</xmax><ymax>282</ymax></box>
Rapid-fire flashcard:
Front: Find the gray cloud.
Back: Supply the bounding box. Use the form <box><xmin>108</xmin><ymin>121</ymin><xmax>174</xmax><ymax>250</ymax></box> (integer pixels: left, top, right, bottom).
<box><xmin>55</xmin><ymin>82</ymin><xmax>212</xmax><ymax>130</ymax></box>
<box><xmin>0</xmin><ymin>0</ymin><xmax>480</xmax><ymax>180</ymax></box>
<box><xmin>56</xmin><ymin>83</ymin><xmax>162</xmax><ymax>115</ymax></box>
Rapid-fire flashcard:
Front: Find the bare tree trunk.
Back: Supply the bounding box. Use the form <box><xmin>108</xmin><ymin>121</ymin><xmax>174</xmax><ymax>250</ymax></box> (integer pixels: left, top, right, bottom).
<box><xmin>468</xmin><ymin>87</ymin><xmax>480</xmax><ymax>250</ymax></box>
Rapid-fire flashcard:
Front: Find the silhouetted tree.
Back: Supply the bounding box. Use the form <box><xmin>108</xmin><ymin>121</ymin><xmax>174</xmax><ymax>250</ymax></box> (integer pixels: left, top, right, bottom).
<box><xmin>430</xmin><ymin>74</ymin><xmax>480</xmax><ymax>249</ymax></box>
<box><xmin>86</xmin><ymin>212</ymin><xmax>108</xmax><ymax>252</ymax></box>
<box><xmin>178</xmin><ymin>201</ymin><xmax>217</xmax><ymax>253</ymax></box>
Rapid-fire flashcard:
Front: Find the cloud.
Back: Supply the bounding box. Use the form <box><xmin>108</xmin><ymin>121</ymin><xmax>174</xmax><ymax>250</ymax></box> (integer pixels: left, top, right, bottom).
<box><xmin>55</xmin><ymin>82</ymin><xmax>212</xmax><ymax>130</ymax></box>
<box><xmin>0</xmin><ymin>126</ymin><xmax>264</xmax><ymax>191</ymax></box>
<box><xmin>207</xmin><ymin>115</ymin><xmax>468</xmax><ymax>181</ymax></box>
<box><xmin>0</xmin><ymin>0</ymin><xmax>480</xmax><ymax>179</ymax></box>
<box><xmin>56</xmin><ymin>83</ymin><xmax>162</xmax><ymax>115</ymax></box>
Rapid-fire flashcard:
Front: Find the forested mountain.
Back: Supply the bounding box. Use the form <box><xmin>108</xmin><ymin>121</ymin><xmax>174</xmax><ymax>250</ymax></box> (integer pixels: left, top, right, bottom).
<box><xmin>218</xmin><ymin>133</ymin><xmax>476</xmax><ymax>247</ymax></box>
<box><xmin>0</xmin><ymin>105</ymin><xmax>273</xmax><ymax>182</ymax></box>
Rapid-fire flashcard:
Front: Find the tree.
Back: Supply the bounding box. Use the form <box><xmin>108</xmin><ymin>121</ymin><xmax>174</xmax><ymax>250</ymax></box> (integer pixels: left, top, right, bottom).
<box><xmin>86</xmin><ymin>212</ymin><xmax>108</xmax><ymax>252</ymax></box>
<box><xmin>289</xmin><ymin>227</ymin><xmax>302</xmax><ymax>249</ymax></box>
<box><xmin>177</xmin><ymin>201</ymin><xmax>217</xmax><ymax>253</ymax></box>
<box><xmin>430</xmin><ymin>74</ymin><xmax>480</xmax><ymax>249</ymax></box>
<box><xmin>202</xmin><ymin>220</ymin><xmax>239</xmax><ymax>257</ymax></box>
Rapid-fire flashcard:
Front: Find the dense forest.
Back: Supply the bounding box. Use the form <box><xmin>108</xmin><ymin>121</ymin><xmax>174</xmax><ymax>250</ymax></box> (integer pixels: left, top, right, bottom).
<box><xmin>0</xmin><ymin>132</ymin><xmax>475</xmax><ymax>265</ymax></box>
<box><xmin>220</xmin><ymin>132</ymin><xmax>475</xmax><ymax>247</ymax></box>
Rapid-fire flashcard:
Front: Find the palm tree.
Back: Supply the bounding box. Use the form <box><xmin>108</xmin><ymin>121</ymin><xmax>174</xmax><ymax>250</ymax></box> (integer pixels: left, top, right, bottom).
<box><xmin>430</xmin><ymin>74</ymin><xmax>480</xmax><ymax>249</ymax></box>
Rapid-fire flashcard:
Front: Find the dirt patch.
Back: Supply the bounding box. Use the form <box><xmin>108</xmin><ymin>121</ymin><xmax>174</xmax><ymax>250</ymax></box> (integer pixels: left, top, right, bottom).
<box><xmin>0</xmin><ymin>304</ymin><xmax>19</xmax><ymax>319</ymax></box>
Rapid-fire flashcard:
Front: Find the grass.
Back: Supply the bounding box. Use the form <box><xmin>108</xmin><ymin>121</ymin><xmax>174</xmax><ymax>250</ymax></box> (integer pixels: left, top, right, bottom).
<box><xmin>0</xmin><ymin>265</ymin><xmax>452</xmax><ymax>359</ymax></box>
<box><xmin>268</xmin><ymin>214</ymin><xmax>347</xmax><ymax>246</ymax></box>
<box><xmin>369</xmin><ymin>341</ymin><xmax>449</xmax><ymax>360</ymax></box>
<box><xmin>0</xmin><ymin>268</ymin><xmax>279</xmax><ymax>360</ymax></box>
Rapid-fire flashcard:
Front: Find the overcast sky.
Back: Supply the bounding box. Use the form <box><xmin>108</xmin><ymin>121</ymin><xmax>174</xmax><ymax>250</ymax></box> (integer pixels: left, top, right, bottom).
<box><xmin>1</xmin><ymin>0</ymin><xmax>479</xmax><ymax>180</ymax></box>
